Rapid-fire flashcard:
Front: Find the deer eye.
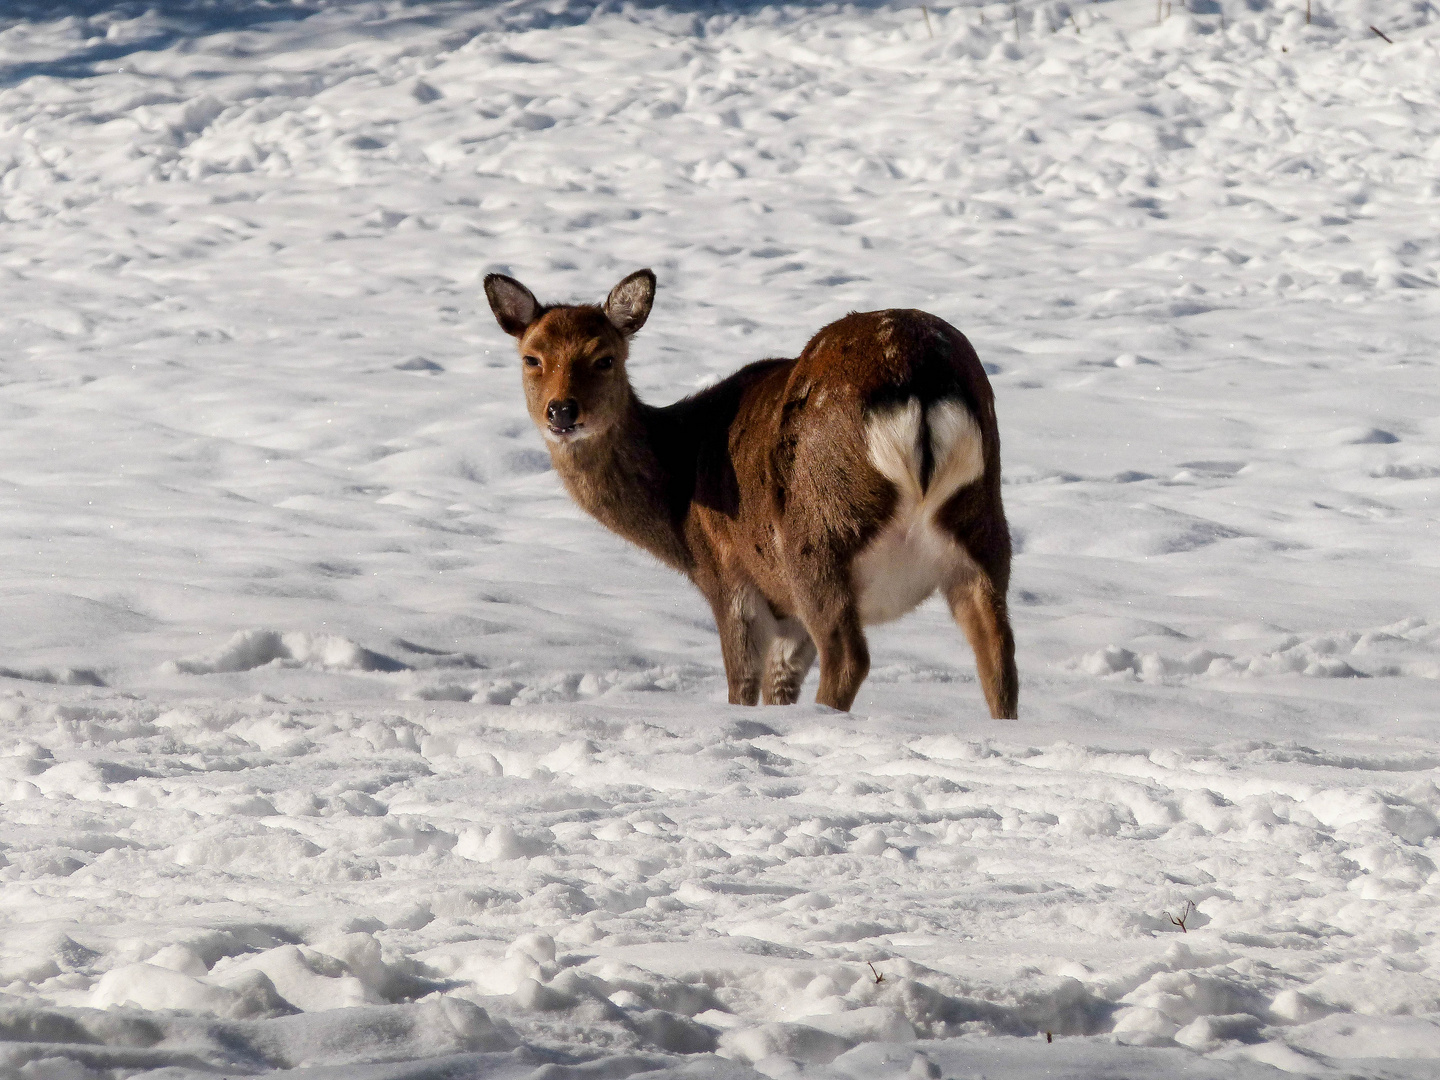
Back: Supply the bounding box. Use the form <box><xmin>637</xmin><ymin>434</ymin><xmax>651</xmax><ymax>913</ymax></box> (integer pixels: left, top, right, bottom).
<box><xmin>594</xmin><ymin>355</ymin><xmax>614</xmax><ymax>371</ymax></box>
<box><xmin>523</xmin><ymin>355</ymin><xmax>541</xmax><ymax>368</ymax></box>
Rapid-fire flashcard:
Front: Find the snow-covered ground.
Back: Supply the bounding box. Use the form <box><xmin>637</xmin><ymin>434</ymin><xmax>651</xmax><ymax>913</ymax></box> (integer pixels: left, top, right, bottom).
<box><xmin>2</xmin><ymin>1</ymin><xmax>1438</xmax><ymax>1076</ymax></box>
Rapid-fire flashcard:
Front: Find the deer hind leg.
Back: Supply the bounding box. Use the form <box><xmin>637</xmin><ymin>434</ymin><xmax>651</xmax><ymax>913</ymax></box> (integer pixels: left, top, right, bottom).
<box><xmin>943</xmin><ymin>560</ymin><xmax>1018</xmax><ymax>720</ymax></box>
<box><xmin>762</xmin><ymin>617</ymin><xmax>816</xmax><ymax>705</ymax></box>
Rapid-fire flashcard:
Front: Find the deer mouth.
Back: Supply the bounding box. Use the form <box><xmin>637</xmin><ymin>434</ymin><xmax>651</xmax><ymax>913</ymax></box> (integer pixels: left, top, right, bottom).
<box><xmin>545</xmin><ymin>421</ymin><xmax>587</xmax><ymax>442</ymax></box>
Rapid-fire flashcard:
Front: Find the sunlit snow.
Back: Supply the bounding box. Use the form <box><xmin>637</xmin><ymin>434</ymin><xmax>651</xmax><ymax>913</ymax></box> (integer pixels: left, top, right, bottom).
<box><xmin>1</xmin><ymin>1</ymin><xmax>1438</xmax><ymax>1077</ymax></box>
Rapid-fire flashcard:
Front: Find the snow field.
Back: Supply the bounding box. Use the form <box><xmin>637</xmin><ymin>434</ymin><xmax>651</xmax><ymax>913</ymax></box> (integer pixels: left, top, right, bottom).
<box><xmin>1</xmin><ymin>0</ymin><xmax>1439</xmax><ymax>1076</ymax></box>
<box><xmin>4</xmin><ymin>694</ymin><xmax>1439</xmax><ymax>1076</ymax></box>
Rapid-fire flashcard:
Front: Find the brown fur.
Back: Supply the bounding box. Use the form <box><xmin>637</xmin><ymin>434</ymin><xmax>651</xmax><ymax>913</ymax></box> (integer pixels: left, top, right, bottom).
<box><xmin>484</xmin><ymin>270</ymin><xmax>1018</xmax><ymax>717</ymax></box>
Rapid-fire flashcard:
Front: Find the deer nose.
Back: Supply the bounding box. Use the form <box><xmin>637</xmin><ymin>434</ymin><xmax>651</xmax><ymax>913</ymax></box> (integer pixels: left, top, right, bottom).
<box><xmin>546</xmin><ymin>398</ymin><xmax>579</xmax><ymax>429</ymax></box>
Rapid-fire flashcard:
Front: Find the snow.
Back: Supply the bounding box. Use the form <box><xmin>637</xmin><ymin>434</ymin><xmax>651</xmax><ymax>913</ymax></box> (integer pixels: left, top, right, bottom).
<box><xmin>1</xmin><ymin>0</ymin><xmax>1438</xmax><ymax>1077</ymax></box>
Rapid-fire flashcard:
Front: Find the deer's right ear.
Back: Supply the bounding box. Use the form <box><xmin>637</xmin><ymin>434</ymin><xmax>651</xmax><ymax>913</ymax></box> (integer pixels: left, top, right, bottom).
<box><xmin>484</xmin><ymin>274</ymin><xmax>540</xmax><ymax>337</ymax></box>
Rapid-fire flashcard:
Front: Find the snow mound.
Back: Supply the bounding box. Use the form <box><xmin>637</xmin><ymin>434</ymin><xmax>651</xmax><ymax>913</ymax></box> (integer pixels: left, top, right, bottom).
<box><xmin>90</xmin><ymin>962</ymin><xmax>294</xmax><ymax>1019</ymax></box>
<box><xmin>405</xmin><ymin>664</ymin><xmax>715</xmax><ymax>704</ymax></box>
<box><xmin>165</xmin><ymin>629</ymin><xmax>407</xmax><ymax>674</ymax></box>
<box><xmin>1067</xmin><ymin>617</ymin><xmax>1440</xmax><ymax>681</ymax></box>
<box><xmin>0</xmin><ymin>666</ymin><xmax>105</xmax><ymax>687</ymax></box>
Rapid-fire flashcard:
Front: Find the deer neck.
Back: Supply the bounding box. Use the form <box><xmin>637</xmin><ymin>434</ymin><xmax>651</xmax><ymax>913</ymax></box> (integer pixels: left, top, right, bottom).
<box><xmin>548</xmin><ymin>393</ymin><xmax>694</xmax><ymax>572</ymax></box>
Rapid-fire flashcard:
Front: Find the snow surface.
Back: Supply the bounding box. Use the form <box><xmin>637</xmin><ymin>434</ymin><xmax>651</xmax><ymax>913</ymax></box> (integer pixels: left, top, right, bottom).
<box><xmin>2</xmin><ymin>0</ymin><xmax>1439</xmax><ymax>1076</ymax></box>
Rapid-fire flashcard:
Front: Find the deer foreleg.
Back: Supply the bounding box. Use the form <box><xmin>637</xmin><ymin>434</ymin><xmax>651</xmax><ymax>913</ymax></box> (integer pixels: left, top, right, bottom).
<box><xmin>762</xmin><ymin>617</ymin><xmax>816</xmax><ymax>705</ymax></box>
<box><xmin>811</xmin><ymin>609</ymin><xmax>869</xmax><ymax>710</ymax></box>
<box><xmin>711</xmin><ymin>582</ymin><xmax>776</xmax><ymax>706</ymax></box>
<box><xmin>789</xmin><ymin>586</ymin><xmax>868</xmax><ymax>711</ymax></box>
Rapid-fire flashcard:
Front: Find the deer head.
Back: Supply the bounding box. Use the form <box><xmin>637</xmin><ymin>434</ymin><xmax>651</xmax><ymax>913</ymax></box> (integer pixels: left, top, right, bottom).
<box><xmin>484</xmin><ymin>269</ymin><xmax>656</xmax><ymax>446</ymax></box>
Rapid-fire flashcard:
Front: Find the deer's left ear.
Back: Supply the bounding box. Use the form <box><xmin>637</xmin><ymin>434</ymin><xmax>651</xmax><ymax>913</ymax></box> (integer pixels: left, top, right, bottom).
<box><xmin>604</xmin><ymin>269</ymin><xmax>656</xmax><ymax>337</ymax></box>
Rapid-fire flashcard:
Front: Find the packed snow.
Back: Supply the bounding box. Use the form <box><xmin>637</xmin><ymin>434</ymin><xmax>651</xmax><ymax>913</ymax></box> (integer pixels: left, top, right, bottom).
<box><xmin>1</xmin><ymin>0</ymin><xmax>1438</xmax><ymax>1077</ymax></box>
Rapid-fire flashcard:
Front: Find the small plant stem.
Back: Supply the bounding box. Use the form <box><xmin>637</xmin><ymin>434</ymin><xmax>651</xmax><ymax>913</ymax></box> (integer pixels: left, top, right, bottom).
<box><xmin>922</xmin><ymin>4</ymin><xmax>934</xmax><ymax>38</ymax></box>
<box><xmin>1370</xmin><ymin>25</ymin><xmax>1392</xmax><ymax>43</ymax></box>
<box><xmin>1165</xmin><ymin>899</ymin><xmax>1195</xmax><ymax>933</ymax></box>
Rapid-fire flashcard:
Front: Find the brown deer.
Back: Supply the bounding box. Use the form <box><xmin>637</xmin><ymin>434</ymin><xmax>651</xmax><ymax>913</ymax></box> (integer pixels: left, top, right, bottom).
<box><xmin>483</xmin><ymin>270</ymin><xmax>1017</xmax><ymax>718</ymax></box>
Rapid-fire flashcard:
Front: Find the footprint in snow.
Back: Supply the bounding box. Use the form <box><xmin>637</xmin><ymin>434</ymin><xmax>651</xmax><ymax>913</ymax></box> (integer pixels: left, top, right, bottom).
<box><xmin>1334</xmin><ymin>426</ymin><xmax>1399</xmax><ymax>445</ymax></box>
<box><xmin>394</xmin><ymin>356</ymin><xmax>444</xmax><ymax>374</ymax></box>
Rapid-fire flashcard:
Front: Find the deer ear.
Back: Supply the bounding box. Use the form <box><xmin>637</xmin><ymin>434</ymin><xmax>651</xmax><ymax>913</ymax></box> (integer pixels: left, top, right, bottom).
<box><xmin>604</xmin><ymin>269</ymin><xmax>656</xmax><ymax>337</ymax></box>
<box><xmin>484</xmin><ymin>274</ymin><xmax>540</xmax><ymax>337</ymax></box>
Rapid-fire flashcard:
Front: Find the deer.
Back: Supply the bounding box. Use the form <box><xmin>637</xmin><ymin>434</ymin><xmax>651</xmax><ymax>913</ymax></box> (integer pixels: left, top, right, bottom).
<box><xmin>483</xmin><ymin>269</ymin><xmax>1017</xmax><ymax>718</ymax></box>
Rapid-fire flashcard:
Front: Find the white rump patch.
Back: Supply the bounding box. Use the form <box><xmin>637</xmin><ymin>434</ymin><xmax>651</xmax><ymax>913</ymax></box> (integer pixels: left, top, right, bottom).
<box><xmin>863</xmin><ymin>398</ymin><xmax>984</xmax><ymax>516</ymax></box>
<box><xmin>864</xmin><ymin>398</ymin><xmax>925</xmax><ymax>505</ymax></box>
<box><xmin>856</xmin><ymin>398</ymin><xmax>985</xmax><ymax>625</ymax></box>
<box><xmin>925</xmin><ymin>399</ymin><xmax>985</xmax><ymax>509</ymax></box>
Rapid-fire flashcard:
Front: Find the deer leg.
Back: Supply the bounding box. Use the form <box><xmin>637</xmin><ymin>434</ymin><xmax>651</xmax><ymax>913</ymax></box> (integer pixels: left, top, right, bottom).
<box><xmin>711</xmin><ymin>581</ymin><xmax>774</xmax><ymax>706</ymax></box>
<box><xmin>789</xmin><ymin>587</ymin><xmax>869</xmax><ymax>710</ymax></box>
<box><xmin>944</xmin><ymin>571</ymin><xmax>1018</xmax><ymax>720</ymax></box>
<box><xmin>779</xmin><ymin>534</ymin><xmax>870</xmax><ymax>710</ymax></box>
<box><xmin>812</xmin><ymin>608</ymin><xmax>869</xmax><ymax>711</ymax></box>
<box><xmin>762</xmin><ymin>617</ymin><xmax>816</xmax><ymax>705</ymax></box>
